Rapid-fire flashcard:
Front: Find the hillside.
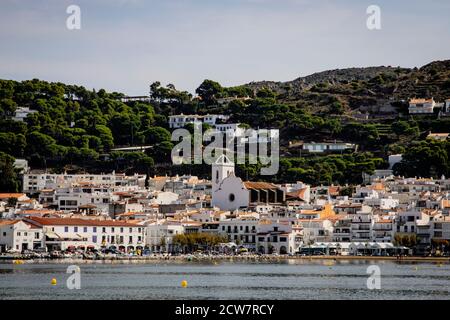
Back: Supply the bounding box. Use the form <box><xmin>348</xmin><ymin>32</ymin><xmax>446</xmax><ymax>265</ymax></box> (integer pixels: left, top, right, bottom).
<box><xmin>244</xmin><ymin>60</ymin><xmax>450</xmax><ymax>115</ymax></box>
<box><xmin>0</xmin><ymin>59</ymin><xmax>449</xmax><ymax>192</ymax></box>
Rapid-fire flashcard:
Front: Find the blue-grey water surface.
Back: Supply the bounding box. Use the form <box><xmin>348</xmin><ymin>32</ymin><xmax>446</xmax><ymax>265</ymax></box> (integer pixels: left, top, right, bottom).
<box><xmin>0</xmin><ymin>259</ymin><xmax>449</xmax><ymax>300</ymax></box>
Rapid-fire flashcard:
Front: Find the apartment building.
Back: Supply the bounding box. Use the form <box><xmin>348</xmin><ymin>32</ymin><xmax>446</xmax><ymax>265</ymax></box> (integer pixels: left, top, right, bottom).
<box><xmin>146</xmin><ymin>221</ymin><xmax>184</xmax><ymax>252</ymax></box>
<box><xmin>256</xmin><ymin>220</ymin><xmax>299</xmax><ymax>254</ymax></box>
<box><xmin>26</xmin><ymin>217</ymin><xmax>144</xmax><ymax>252</ymax></box>
<box><xmin>218</xmin><ymin>217</ymin><xmax>258</xmax><ymax>249</ymax></box>
<box><xmin>23</xmin><ymin>172</ymin><xmax>146</xmax><ymax>194</ymax></box>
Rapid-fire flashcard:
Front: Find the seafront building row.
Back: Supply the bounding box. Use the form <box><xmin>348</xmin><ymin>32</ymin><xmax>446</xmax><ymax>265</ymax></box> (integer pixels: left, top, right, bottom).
<box><xmin>1</xmin><ymin>156</ymin><xmax>450</xmax><ymax>256</ymax></box>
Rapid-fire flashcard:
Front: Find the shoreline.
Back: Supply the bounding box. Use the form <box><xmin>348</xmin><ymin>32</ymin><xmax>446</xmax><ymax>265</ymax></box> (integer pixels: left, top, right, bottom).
<box><xmin>2</xmin><ymin>255</ymin><xmax>450</xmax><ymax>264</ymax></box>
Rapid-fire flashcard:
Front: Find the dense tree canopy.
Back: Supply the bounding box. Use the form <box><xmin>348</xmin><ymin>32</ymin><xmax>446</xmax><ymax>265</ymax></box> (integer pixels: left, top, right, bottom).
<box><xmin>0</xmin><ymin>76</ymin><xmax>448</xmax><ymax>188</ymax></box>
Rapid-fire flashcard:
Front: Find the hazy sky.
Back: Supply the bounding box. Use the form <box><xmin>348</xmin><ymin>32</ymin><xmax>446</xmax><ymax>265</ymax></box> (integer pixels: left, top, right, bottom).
<box><xmin>1</xmin><ymin>0</ymin><xmax>449</xmax><ymax>95</ymax></box>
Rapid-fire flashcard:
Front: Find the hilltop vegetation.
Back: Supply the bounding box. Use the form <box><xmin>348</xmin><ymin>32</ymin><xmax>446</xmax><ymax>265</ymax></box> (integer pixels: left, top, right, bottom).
<box><xmin>0</xmin><ymin>60</ymin><xmax>450</xmax><ymax>191</ymax></box>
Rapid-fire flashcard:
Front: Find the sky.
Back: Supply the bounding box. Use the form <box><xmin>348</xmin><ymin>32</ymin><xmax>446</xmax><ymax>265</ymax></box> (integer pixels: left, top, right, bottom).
<box><xmin>0</xmin><ymin>0</ymin><xmax>449</xmax><ymax>95</ymax></box>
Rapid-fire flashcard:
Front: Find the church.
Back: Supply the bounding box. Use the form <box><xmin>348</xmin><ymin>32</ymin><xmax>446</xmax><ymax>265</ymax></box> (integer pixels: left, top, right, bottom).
<box><xmin>211</xmin><ymin>155</ymin><xmax>285</xmax><ymax>211</ymax></box>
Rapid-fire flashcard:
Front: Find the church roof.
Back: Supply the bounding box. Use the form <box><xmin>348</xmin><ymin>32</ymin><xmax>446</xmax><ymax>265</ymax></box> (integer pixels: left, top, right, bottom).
<box><xmin>244</xmin><ymin>181</ymin><xmax>278</xmax><ymax>190</ymax></box>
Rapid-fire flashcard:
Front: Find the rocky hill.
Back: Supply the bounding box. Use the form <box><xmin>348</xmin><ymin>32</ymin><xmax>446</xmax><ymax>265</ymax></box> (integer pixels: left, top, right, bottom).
<box><xmin>244</xmin><ymin>60</ymin><xmax>450</xmax><ymax>115</ymax></box>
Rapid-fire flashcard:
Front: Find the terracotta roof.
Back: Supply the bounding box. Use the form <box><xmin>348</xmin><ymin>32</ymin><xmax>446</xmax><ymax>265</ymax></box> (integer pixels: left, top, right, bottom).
<box><xmin>410</xmin><ymin>98</ymin><xmax>433</xmax><ymax>104</ymax></box>
<box><xmin>27</xmin><ymin>217</ymin><xmax>140</xmax><ymax>227</ymax></box>
<box><xmin>18</xmin><ymin>209</ymin><xmax>55</xmax><ymax>215</ymax></box>
<box><xmin>0</xmin><ymin>193</ymin><xmax>26</xmax><ymax>199</ymax></box>
<box><xmin>328</xmin><ymin>186</ymin><xmax>340</xmax><ymax>195</ymax></box>
<box><xmin>376</xmin><ymin>219</ymin><xmax>393</xmax><ymax>224</ymax></box>
<box><xmin>117</xmin><ymin>212</ymin><xmax>146</xmax><ymax>217</ymax></box>
<box><xmin>78</xmin><ymin>204</ymin><xmax>97</xmax><ymax>209</ymax></box>
<box><xmin>428</xmin><ymin>133</ymin><xmax>449</xmax><ymax>137</ymax></box>
<box><xmin>286</xmin><ymin>188</ymin><xmax>308</xmax><ymax>200</ymax></box>
<box><xmin>0</xmin><ymin>219</ymin><xmax>21</xmax><ymax>226</ymax></box>
<box><xmin>443</xmin><ymin>200</ymin><xmax>450</xmax><ymax>208</ymax></box>
<box><xmin>244</xmin><ymin>181</ymin><xmax>278</xmax><ymax>190</ymax></box>
<box><xmin>371</xmin><ymin>183</ymin><xmax>385</xmax><ymax>191</ymax></box>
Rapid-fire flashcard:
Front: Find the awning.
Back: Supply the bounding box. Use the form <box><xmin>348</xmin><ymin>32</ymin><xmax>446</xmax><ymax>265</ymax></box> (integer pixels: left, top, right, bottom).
<box><xmin>45</xmin><ymin>231</ymin><xmax>60</xmax><ymax>239</ymax></box>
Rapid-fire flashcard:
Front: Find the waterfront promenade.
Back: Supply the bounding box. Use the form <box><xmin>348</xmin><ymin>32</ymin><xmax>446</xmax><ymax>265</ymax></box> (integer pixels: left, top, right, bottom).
<box><xmin>2</xmin><ymin>254</ymin><xmax>450</xmax><ymax>264</ymax></box>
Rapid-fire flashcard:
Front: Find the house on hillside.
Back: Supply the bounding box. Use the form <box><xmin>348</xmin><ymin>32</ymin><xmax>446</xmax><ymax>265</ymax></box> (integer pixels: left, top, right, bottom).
<box><xmin>408</xmin><ymin>98</ymin><xmax>435</xmax><ymax>114</ymax></box>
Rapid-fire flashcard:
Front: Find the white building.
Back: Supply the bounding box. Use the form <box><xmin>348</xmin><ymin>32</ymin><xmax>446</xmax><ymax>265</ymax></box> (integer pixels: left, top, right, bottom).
<box><xmin>218</xmin><ymin>217</ymin><xmax>258</xmax><ymax>249</ymax></box>
<box><xmin>300</xmin><ymin>218</ymin><xmax>334</xmax><ymax>243</ymax></box>
<box><xmin>427</xmin><ymin>133</ymin><xmax>449</xmax><ymax>141</ymax></box>
<box><xmin>0</xmin><ymin>220</ymin><xmax>43</xmax><ymax>252</ymax></box>
<box><xmin>214</xmin><ymin>123</ymin><xmax>246</xmax><ymax>138</ymax></box>
<box><xmin>303</xmin><ymin>141</ymin><xmax>356</xmax><ymax>153</ymax></box>
<box><xmin>372</xmin><ymin>218</ymin><xmax>395</xmax><ymax>242</ymax></box>
<box><xmin>256</xmin><ymin>220</ymin><xmax>299</xmax><ymax>254</ymax></box>
<box><xmin>23</xmin><ymin>172</ymin><xmax>146</xmax><ymax>194</ymax></box>
<box><xmin>408</xmin><ymin>98</ymin><xmax>435</xmax><ymax>114</ymax></box>
<box><xmin>445</xmin><ymin>99</ymin><xmax>450</xmax><ymax>113</ymax></box>
<box><xmin>39</xmin><ymin>186</ymin><xmax>119</xmax><ymax>214</ymax></box>
<box><xmin>168</xmin><ymin>114</ymin><xmax>230</xmax><ymax>129</ymax></box>
<box><xmin>350</xmin><ymin>207</ymin><xmax>373</xmax><ymax>242</ymax></box>
<box><xmin>13</xmin><ymin>159</ymin><xmax>29</xmax><ymax>174</ymax></box>
<box><xmin>397</xmin><ymin>208</ymin><xmax>421</xmax><ymax>234</ymax></box>
<box><xmin>26</xmin><ymin>217</ymin><xmax>144</xmax><ymax>252</ymax></box>
<box><xmin>146</xmin><ymin>221</ymin><xmax>184</xmax><ymax>252</ymax></box>
<box><xmin>12</xmin><ymin>107</ymin><xmax>38</xmax><ymax>122</ymax></box>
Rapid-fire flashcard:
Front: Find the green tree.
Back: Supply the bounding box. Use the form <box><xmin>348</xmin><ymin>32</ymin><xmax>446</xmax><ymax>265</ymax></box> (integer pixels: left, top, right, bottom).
<box><xmin>0</xmin><ymin>152</ymin><xmax>19</xmax><ymax>192</ymax></box>
<box><xmin>195</xmin><ymin>80</ymin><xmax>223</xmax><ymax>105</ymax></box>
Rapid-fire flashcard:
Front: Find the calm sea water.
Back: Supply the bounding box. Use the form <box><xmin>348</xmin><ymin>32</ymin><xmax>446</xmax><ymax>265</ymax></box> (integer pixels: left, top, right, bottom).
<box><xmin>0</xmin><ymin>259</ymin><xmax>449</xmax><ymax>300</ymax></box>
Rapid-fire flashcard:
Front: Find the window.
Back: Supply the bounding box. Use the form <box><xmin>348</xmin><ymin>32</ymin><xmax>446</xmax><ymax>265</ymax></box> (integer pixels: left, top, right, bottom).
<box><xmin>93</xmin><ymin>227</ymin><xmax>97</xmax><ymax>233</ymax></box>
<box><xmin>35</xmin><ymin>232</ymin><xmax>39</xmax><ymax>239</ymax></box>
<box><xmin>93</xmin><ymin>235</ymin><xmax>97</xmax><ymax>243</ymax></box>
<box><xmin>280</xmin><ymin>237</ymin><xmax>287</xmax><ymax>242</ymax></box>
<box><xmin>17</xmin><ymin>232</ymin><xmax>21</xmax><ymax>236</ymax></box>
<box><xmin>83</xmin><ymin>227</ymin><xmax>87</xmax><ymax>233</ymax></box>
<box><xmin>102</xmin><ymin>227</ymin><xmax>106</xmax><ymax>233</ymax></box>
<box><xmin>229</xmin><ymin>193</ymin><xmax>235</xmax><ymax>202</ymax></box>
<box><xmin>129</xmin><ymin>228</ymin><xmax>132</xmax><ymax>233</ymax></box>
<box><xmin>111</xmin><ymin>228</ymin><xmax>115</xmax><ymax>233</ymax></box>
<box><xmin>120</xmin><ymin>227</ymin><xmax>124</xmax><ymax>233</ymax></box>
<box><xmin>74</xmin><ymin>227</ymin><xmax>78</xmax><ymax>232</ymax></box>
<box><xmin>129</xmin><ymin>236</ymin><xmax>133</xmax><ymax>243</ymax></box>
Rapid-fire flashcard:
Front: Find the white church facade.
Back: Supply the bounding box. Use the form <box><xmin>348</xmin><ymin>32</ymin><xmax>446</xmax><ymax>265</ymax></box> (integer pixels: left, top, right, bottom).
<box><xmin>211</xmin><ymin>155</ymin><xmax>285</xmax><ymax>211</ymax></box>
